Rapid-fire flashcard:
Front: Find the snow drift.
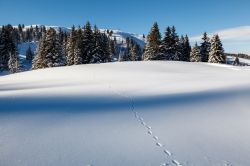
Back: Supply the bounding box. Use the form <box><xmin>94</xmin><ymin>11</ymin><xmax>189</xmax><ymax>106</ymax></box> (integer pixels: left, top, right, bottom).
<box><xmin>1</xmin><ymin>61</ymin><xmax>250</xmax><ymax>166</ymax></box>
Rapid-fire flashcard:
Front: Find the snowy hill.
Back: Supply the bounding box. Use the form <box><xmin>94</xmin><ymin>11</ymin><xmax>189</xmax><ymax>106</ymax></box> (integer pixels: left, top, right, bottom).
<box><xmin>1</xmin><ymin>61</ymin><xmax>250</xmax><ymax>166</ymax></box>
<box><xmin>17</xmin><ymin>25</ymin><xmax>145</xmax><ymax>47</ymax></box>
<box><xmin>12</xmin><ymin>25</ymin><xmax>145</xmax><ymax>73</ymax></box>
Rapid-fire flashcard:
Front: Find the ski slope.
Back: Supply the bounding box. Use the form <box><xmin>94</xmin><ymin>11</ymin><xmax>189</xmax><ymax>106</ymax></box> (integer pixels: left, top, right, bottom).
<box><xmin>1</xmin><ymin>61</ymin><xmax>250</xmax><ymax>166</ymax></box>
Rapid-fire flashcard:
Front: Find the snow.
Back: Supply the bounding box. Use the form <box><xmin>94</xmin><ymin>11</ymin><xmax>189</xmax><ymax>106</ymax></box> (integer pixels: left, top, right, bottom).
<box><xmin>1</xmin><ymin>61</ymin><xmax>250</xmax><ymax>166</ymax></box>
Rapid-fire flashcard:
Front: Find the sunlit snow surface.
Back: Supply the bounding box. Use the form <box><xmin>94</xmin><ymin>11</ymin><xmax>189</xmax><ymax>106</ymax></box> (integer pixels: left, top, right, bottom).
<box><xmin>1</xmin><ymin>61</ymin><xmax>250</xmax><ymax>166</ymax></box>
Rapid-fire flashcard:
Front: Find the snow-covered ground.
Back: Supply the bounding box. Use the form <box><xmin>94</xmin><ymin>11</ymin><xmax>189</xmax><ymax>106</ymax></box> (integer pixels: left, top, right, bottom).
<box><xmin>1</xmin><ymin>61</ymin><xmax>250</xmax><ymax>166</ymax></box>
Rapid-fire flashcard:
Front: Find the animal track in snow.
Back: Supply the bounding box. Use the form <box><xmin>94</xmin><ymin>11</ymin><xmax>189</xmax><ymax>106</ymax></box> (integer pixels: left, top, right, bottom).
<box><xmin>164</xmin><ymin>149</ymin><xmax>172</xmax><ymax>156</ymax></box>
<box><xmin>146</xmin><ymin>125</ymin><xmax>152</xmax><ymax>130</ymax></box>
<box><xmin>156</xmin><ymin>142</ymin><xmax>163</xmax><ymax>147</ymax></box>
<box><xmin>148</xmin><ymin>130</ymin><xmax>153</xmax><ymax>135</ymax></box>
<box><xmin>172</xmin><ymin>159</ymin><xmax>182</xmax><ymax>166</ymax></box>
<box><xmin>141</xmin><ymin>121</ymin><xmax>146</xmax><ymax>126</ymax></box>
<box><xmin>139</xmin><ymin>117</ymin><xmax>144</xmax><ymax>121</ymax></box>
<box><xmin>153</xmin><ymin>136</ymin><xmax>159</xmax><ymax>140</ymax></box>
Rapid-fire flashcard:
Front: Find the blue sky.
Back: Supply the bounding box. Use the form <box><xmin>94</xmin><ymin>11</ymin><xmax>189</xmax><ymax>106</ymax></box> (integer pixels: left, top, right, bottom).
<box><xmin>0</xmin><ymin>0</ymin><xmax>250</xmax><ymax>53</ymax></box>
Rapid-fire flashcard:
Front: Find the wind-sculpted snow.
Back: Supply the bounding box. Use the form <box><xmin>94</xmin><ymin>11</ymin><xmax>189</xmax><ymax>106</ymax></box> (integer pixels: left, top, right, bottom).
<box><xmin>1</xmin><ymin>61</ymin><xmax>250</xmax><ymax>166</ymax></box>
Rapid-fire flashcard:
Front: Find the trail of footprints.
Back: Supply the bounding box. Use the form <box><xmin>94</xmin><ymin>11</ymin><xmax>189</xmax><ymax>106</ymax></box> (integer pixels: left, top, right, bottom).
<box><xmin>103</xmin><ymin>80</ymin><xmax>183</xmax><ymax>166</ymax></box>
<box><xmin>133</xmin><ymin>110</ymin><xmax>183</xmax><ymax>166</ymax></box>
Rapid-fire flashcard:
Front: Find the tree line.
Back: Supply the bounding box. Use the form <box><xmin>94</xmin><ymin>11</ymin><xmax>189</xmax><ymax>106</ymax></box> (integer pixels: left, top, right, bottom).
<box><xmin>0</xmin><ymin>21</ymin><xmax>229</xmax><ymax>74</ymax></box>
<box><xmin>143</xmin><ymin>22</ymin><xmax>226</xmax><ymax>64</ymax></box>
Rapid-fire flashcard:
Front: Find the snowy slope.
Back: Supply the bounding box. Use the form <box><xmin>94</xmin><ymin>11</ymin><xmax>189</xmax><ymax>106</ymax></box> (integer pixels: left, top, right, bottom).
<box><xmin>1</xmin><ymin>61</ymin><xmax>250</xmax><ymax>166</ymax></box>
<box><xmin>17</xmin><ymin>25</ymin><xmax>145</xmax><ymax>47</ymax></box>
<box><xmin>12</xmin><ymin>25</ymin><xmax>145</xmax><ymax>72</ymax></box>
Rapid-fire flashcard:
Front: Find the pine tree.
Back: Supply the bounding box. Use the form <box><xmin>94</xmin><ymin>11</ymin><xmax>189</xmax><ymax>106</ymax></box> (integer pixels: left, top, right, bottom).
<box><xmin>160</xmin><ymin>26</ymin><xmax>180</xmax><ymax>61</ymax></box>
<box><xmin>143</xmin><ymin>22</ymin><xmax>161</xmax><ymax>60</ymax></box>
<box><xmin>43</xmin><ymin>28</ymin><xmax>66</xmax><ymax>67</ymax></box>
<box><xmin>81</xmin><ymin>21</ymin><xmax>94</xmax><ymax>64</ymax></box>
<box><xmin>159</xmin><ymin>26</ymin><xmax>171</xmax><ymax>60</ymax></box>
<box><xmin>91</xmin><ymin>25</ymin><xmax>103</xmax><ymax>63</ymax></box>
<box><xmin>178</xmin><ymin>35</ymin><xmax>191</xmax><ymax>61</ymax></box>
<box><xmin>0</xmin><ymin>25</ymin><xmax>17</xmax><ymax>70</ymax></box>
<box><xmin>73</xmin><ymin>28</ymin><xmax>83</xmax><ymax>65</ymax></box>
<box><xmin>33</xmin><ymin>28</ymin><xmax>66</xmax><ymax>69</ymax></box>
<box><xmin>131</xmin><ymin>44</ymin><xmax>141</xmax><ymax>61</ymax></box>
<box><xmin>26</xmin><ymin>46</ymin><xmax>33</xmax><ymax>61</ymax></box>
<box><xmin>200</xmin><ymin>32</ymin><xmax>211</xmax><ymax>62</ymax></box>
<box><xmin>18</xmin><ymin>24</ymin><xmax>24</xmax><ymax>42</ymax></box>
<box><xmin>183</xmin><ymin>35</ymin><xmax>191</xmax><ymax>61</ymax></box>
<box><xmin>169</xmin><ymin>26</ymin><xmax>180</xmax><ymax>61</ymax></box>
<box><xmin>123</xmin><ymin>37</ymin><xmax>131</xmax><ymax>61</ymax></box>
<box><xmin>109</xmin><ymin>39</ymin><xmax>116</xmax><ymax>60</ymax></box>
<box><xmin>100</xmin><ymin>33</ymin><xmax>111</xmax><ymax>62</ymax></box>
<box><xmin>208</xmin><ymin>34</ymin><xmax>226</xmax><ymax>64</ymax></box>
<box><xmin>66</xmin><ymin>25</ymin><xmax>76</xmax><ymax>65</ymax></box>
<box><xmin>32</xmin><ymin>36</ymin><xmax>46</xmax><ymax>69</ymax></box>
<box><xmin>8</xmin><ymin>51</ymin><xmax>20</xmax><ymax>73</ymax></box>
<box><xmin>190</xmin><ymin>43</ymin><xmax>201</xmax><ymax>62</ymax></box>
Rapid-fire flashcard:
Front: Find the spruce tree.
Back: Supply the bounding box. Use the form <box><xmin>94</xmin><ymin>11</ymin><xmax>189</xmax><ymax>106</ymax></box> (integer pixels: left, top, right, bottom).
<box><xmin>91</xmin><ymin>25</ymin><xmax>103</xmax><ymax>63</ymax></box>
<box><xmin>182</xmin><ymin>35</ymin><xmax>191</xmax><ymax>61</ymax></box>
<box><xmin>26</xmin><ymin>46</ymin><xmax>33</xmax><ymax>61</ymax></box>
<box><xmin>169</xmin><ymin>26</ymin><xmax>180</xmax><ymax>61</ymax></box>
<box><xmin>190</xmin><ymin>43</ymin><xmax>201</xmax><ymax>62</ymax></box>
<box><xmin>131</xmin><ymin>44</ymin><xmax>141</xmax><ymax>61</ymax></box>
<box><xmin>159</xmin><ymin>26</ymin><xmax>171</xmax><ymax>60</ymax></box>
<box><xmin>100</xmin><ymin>33</ymin><xmax>111</xmax><ymax>62</ymax></box>
<box><xmin>8</xmin><ymin>51</ymin><xmax>20</xmax><ymax>73</ymax></box>
<box><xmin>143</xmin><ymin>22</ymin><xmax>161</xmax><ymax>60</ymax></box>
<box><xmin>208</xmin><ymin>34</ymin><xmax>226</xmax><ymax>64</ymax></box>
<box><xmin>109</xmin><ymin>39</ymin><xmax>116</xmax><ymax>60</ymax></box>
<box><xmin>81</xmin><ymin>21</ymin><xmax>94</xmax><ymax>64</ymax></box>
<box><xmin>178</xmin><ymin>35</ymin><xmax>191</xmax><ymax>61</ymax></box>
<box><xmin>123</xmin><ymin>37</ymin><xmax>132</xmax><ymax>61</ymax></box>
<box><xmin>160</xmin><ymin>26</ymin><xmax>180</xmax><ymax>61</ymax></box>
<box><xmin>0</xmin><ymin>25</ymin><xmax>17</xmax><ymax>70</ymax></box>
<box><xmin>66</xmin><ymin>25</ymin><xmax>76</xmax><ymax>65</ymax></box>
<box><xmin>32</xmin><ymin>36</ymin><xmax>46</xmax><ymax>69</ymax></box>
<box><xmin>18</xmin><ymin>24</ymin><xmax>24</xmax><ymax>42</ymax></box>
<box><xmin>73</xmin><ymin>28</ymin><xmax>83</xmax><ymax>65</ymax></box>
<box><xmin>43</xmin><ymin>28</ymin><xmax>66</xmax><ymax>67</ymax></box>
<box><xmin>200</xmin><ymin>32</ymin><xmax>211</xmax><ymax>62</ymax></box>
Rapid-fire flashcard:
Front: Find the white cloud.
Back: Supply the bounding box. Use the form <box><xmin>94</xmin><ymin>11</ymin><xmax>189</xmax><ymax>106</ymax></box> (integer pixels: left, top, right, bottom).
<box><xmin>190</xmin><ymin>26</ymin><xmax>250</xmax><ymax>54</ymax></box>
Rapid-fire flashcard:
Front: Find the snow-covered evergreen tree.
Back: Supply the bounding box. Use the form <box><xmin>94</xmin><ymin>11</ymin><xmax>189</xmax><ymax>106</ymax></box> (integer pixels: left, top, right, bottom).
<box><xmin>160</xmin><ymin>26</ymin><xmax>180</xmax><ymax>61</ymax></box>
<box><xmin>109</xmin><ymin>39</ymin><xmax>116</xmax><ymax>60</ymax></box>
<box><xmin>190</xmin><ymin>43</ymin><xmax>201</xmax><ymax>62</ymax></box>
<box><xmin>73</xmin><ymin>46</ymin><xmax>82</xmax><ymax>65</ymax></box>
<box><xmin>8</xmin><ymin>51</ymin><xmax>20</xmax><ymax>73</ymax></box>
<box><xmin>100</xmin><ymin>33</ymin><xmax>111</xmax><ymax>62</ymax></box>
<box><xmin>143</xmin><ymin>22</ymin><xmax>161</xmax><ymax>60</ymax></box>
<box><xmin>0</xmin><ymin>25</ymin><xmax>17</xmax><ymax>70</ymax></box>
<box><xmin>33</xmin><ymin>28</ymin><xmax>66</xmax><ymax>69</ymax></box>
<box><xmin>73</xmin><ymin>28</ymin><xmax>83</xmax><ymax>65</ymax></box>
<box><xmin>179</xmin><ymin>35</ymin><xmax>191</xmax><ymax>62</ymax></box>
<box><xmin>131</xmin><ymin>44</ymin><xmax>141</xmax><ymax>61</ymax></box>
<box><xmin>200</xmin><ymin>32</ymin><xmax>211</xmax><ymax>62</ymax></box>
<box><xmin>66</xmin><ymin>25</ymin><xmax>76</xmax><ymax>66</ymax></box>
<box><xmin>208</xmin><ymin>34</ymin><xmax>226</xmax><ymax>64</ymax></box>
<box><xmin>81</xmin><ymin>22</ymin><xmax>94</xmax><ymax>64</ymax></box>
<box><xmin>26</xmin><ymin>46</ymin><xmax>33</xmax><ymax>61</ymax></box>
<box><xmin>43</xmin><ymin>28</ymin><xmax>66</xmax><ymax>67</ymax></box>
<box><xmin>169</xmin><ymin>26</ymin><xmax>180</xmax><ymax>61</ymax></box>
<box><xmin>91</xmin><ymin>25</ymin><xmax>103</xmax><ymax>63</ymax></box>
<box><xmin>32</xmin><ymin>36</ymin><xmax>46</xmax><ymax>69</ymax></box>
